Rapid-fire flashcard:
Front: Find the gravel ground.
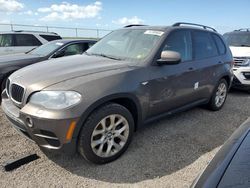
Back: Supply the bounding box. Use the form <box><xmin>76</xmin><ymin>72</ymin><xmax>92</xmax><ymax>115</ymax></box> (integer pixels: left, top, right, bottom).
<box><xmin>0</xmin><ymin>90</ymin><xmax>249</xmax><ymax>188</ymax></box>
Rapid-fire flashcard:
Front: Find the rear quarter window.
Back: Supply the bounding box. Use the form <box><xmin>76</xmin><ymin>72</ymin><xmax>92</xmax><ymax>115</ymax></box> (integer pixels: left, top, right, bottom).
<box><xmin>14</xmin><ymin>34</ymin><xmax>42</xmax><ymax>46</ymax></box>
<box><xmin>40</xmin><ymin>35</ymin><xmax>62</xmax><ymax>41</ymax></box>
<box><xmin>193</xmin><ymin>31</ymin><xmax>218</xmax><ymax>60</ymax></box>
<box><xmin>212</xmin><ymin>34</ymin><xmax>226</xmax><ymax>55</ymax></box>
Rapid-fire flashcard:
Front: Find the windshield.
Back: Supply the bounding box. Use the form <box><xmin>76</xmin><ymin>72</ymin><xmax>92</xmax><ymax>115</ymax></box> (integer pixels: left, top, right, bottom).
<box><xmin>87</xmin><ymin>29</ymin><xmax>164</xmax><ymax>61</ymax></box>
<box><xmin>28</xmin><ymin>41</ymin><xmax>65</xmax><ymax>56</ymax></box>
<box><xmin>224</xmin><ymin>32</ymin><xmax>250</xmax><ymax>47</ymax></box>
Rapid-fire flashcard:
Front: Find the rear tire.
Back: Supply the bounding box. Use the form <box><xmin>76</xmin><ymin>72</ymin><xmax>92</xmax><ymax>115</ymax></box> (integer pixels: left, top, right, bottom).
<box><xmin>78</xmin><ymin>103</ymin><xmax>134</xmax><ymax>164</ymax></box>
<box><xmin>207</xmin><ymin>79</ymin><xmax>228</xmax><ymax>111</ymax></box>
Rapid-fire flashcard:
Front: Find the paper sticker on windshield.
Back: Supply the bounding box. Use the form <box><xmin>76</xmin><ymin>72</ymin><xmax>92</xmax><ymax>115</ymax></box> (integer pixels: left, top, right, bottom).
<box><xmin>144</xmin><ymin>30</ymin><xmax>164</xmax><ymax>36</ymax></box>
<box><xmin>56</xmin><ymin>42</ymin><xmax>64</xmax><ymax>46</ymax></box>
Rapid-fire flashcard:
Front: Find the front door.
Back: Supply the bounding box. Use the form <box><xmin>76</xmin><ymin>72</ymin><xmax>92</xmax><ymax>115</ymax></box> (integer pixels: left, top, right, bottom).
<box><xmin>147</xmin><ymin>29</ymin><xmax>200</xmax><ymax>117</ymax></box>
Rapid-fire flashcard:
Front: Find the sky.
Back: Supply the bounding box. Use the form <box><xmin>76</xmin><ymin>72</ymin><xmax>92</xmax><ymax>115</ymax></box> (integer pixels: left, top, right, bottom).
<box><xmin>0</xmin><ymin>0</ymin><xmax>249</xmax><ymax>36</ymax></box>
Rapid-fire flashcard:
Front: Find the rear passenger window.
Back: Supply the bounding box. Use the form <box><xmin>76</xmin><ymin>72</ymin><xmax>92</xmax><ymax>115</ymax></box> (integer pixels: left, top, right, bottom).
<box><xmin>40</xmin><ymin>35</ymin><xmax>62</xmax><ymax>41</ymax></box>
<box><xmin>0</xmin><ymin>34</ymin><xmax>13</xmax><ymax>47</ymax></box>
<box><xmin>163</xmin><ymin>30</ymin><xmax>192</xmax><ymax>62</ymax></box>
<box><xmin>193</xmin><ymin>31</ymin><xmax>218</xmax><ymax>60</ymax></box>
<box><xmin>15</xmin><ymin>34</ymin><xmax>42</xmax><ymax>46</ymax></box>
<box><xmin>212</xmin><ymin>34</ymin><xmax>226</xmax><ymax>55</ymax></box>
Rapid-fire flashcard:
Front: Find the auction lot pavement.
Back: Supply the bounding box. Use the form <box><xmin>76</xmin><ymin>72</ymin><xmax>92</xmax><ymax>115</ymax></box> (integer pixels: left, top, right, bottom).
<box><xmin>0</xmin><ymin>90</ymin><xmax>249</xmax><ymax>188</ymax></box>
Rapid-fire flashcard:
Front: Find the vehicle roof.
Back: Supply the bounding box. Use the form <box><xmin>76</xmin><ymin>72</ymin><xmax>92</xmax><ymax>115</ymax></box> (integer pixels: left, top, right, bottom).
<box><xmin>120</xmin><ymin>25</ymin><xmax>218</xmax><ymax>34</ymax></box>
<box><xmin>0</xmin><ymin>31</ymin><xmax>59</xmax><ymax>35</ymax></box>
<box><xmin>224</xmin><ymin>28</ymin><xmax>250</xmax><ymax>34</ymax></box>
<box><xmin>51</xmin><ymin>39</ymin><xmax>98</xmax><ymax>44</ymax></box>
<box><xmin>224</xmin><ymin>30</ymin><xmax>250</xmax><ymax>35</ymax></box>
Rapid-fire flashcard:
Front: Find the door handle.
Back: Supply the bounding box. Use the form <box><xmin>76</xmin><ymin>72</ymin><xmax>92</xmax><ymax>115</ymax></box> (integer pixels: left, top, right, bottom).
<box><xmin>218</xmin><ymin>61</ymin><xmax>223</xmax><ymax>64</ymax></box>
<box><xmin>188</xmin><ymin>67</ymin><xmax>194</xmax><ymax>71</ymax></box>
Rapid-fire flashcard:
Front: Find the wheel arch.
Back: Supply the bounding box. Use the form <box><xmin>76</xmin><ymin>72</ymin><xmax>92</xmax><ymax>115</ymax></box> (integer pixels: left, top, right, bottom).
<box><xmin>220</xmin><ymin>74</ymin><xmax>232</xmax><ymax>89</ymax></box>
<box><xmin>73</xmin><ymin>93</ymin><xmax>142</xmax><ymax>139</ymax></box>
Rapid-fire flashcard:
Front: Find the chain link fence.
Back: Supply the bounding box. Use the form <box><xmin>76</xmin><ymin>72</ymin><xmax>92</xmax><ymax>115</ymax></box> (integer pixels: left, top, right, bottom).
<box><xmin>0</xmin><ymin>23</ymin><xmax>112</xmax><ymax>39</ymax></box>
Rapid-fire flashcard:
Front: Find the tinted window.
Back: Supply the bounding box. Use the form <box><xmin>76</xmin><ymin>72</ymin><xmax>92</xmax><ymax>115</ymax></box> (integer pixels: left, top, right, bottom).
<box><xmin>81</xmin><ymin>42</ymin><xmax>90</xmax><ymax>52</ymax></box>
<box><xmin>15</xmin><ymin>34</ymin><xmax>42</xmax><ymax>46</ymax></box>
<box><xmin>212</xmin><ymin>34</ymin><xmax>226</xmax><ymax>55</ymax></box>
<box><xmin>88</xmin><ymin>42</ymin><xmax>96</xmax><ymax>48</ymax></box>
<box><xmin>223</xmin><ymin>32</ymin><xmax>250</xmax><ymax>47</ymax></box>
<box><xmin>64</xmin><ymin>43</ymin><xmax>84</xmax><ymax>56</ymax></box>
<box><xmin>163</xmin><ymin>30</ymin><xmax>192</xmax><ymax>62</ymax></box>
<box><xmin>193</xmin><ymin>31</ymin><xmax>218</xmax><ymax>60</ymax></box>
<box><xmin>40</xmin><ymin>35</ymin><xmax>62</xmax><ymax>41</ymax></box>
<box><xmin>0</xmin><ymin>34</ymin><xmax>13</xmax><ymax>47</ymax></box>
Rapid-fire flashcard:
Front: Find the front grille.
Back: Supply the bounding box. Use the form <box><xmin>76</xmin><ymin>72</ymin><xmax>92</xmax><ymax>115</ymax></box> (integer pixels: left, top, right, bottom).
<box><xmin>233</xmin><ymin>57</ymin><xmax>249</xmax><ymax>67</ymax></box>
<box><xmin>10</xmin><ymin>84</ymin><xmax>24</xmax><ymax>103</ymax></box>
<box><xmin>6</xmin><ymin>79</ymin><xmax>10</xmax><ymax>96</ymax></box>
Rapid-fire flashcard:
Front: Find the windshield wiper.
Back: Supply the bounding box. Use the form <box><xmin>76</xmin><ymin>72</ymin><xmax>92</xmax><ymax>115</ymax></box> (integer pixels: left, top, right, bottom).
<box><xmin>25</xmin><ymin>47</ymin><xmax>36</xmax><ymax>54</ymax></box>
<box><xmin>86</xmin><ymin>52</ymin><xmax>123</xmax><ymax>60</ymax></box>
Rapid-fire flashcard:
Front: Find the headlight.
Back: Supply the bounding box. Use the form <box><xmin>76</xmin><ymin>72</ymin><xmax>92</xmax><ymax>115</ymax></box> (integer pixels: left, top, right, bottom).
<box><xmin>29</xmin><ymin>91</ymin><xmax>81</xmax><ymax>110</ymax></box>
<box><xmin>242</xmin><ymin>59</ymin><xmax>250</xmax><ymax>66</ymax></box>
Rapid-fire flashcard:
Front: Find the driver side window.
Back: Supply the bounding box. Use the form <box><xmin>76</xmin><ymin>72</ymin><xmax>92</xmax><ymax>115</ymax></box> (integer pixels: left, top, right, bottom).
<box><xmin>162</xmin><ymin>30</ymin><xmax>192</xmax><ymax>62</ymax></box>
<box><xmin>63</xmin><ymin>43</ymin><xmax>84</xmax><ymax>56</ymax></box>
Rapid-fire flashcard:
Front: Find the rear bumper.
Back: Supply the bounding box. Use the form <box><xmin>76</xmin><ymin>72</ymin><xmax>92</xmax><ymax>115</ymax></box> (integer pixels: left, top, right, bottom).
<box><xmin>1</xmin><ymin>90</ymin><xmax>79</xmax><ymax>154</ymax></box>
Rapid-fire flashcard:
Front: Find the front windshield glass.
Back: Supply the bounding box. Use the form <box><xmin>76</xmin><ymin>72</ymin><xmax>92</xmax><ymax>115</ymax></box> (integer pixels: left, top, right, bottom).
<box><xmin>28</xmin><ymin>41</ymin><xmax>64</xmax><ymax>56</ymax></box>
<box><xmin>87</xmin><ymin>29</ymin><xmax>164</xmax><ymax>61</ymax></box>
<box><xmin>224</xmin><ymin>32</ymin><xmax>250</xmax><ymax>47</ymax></box>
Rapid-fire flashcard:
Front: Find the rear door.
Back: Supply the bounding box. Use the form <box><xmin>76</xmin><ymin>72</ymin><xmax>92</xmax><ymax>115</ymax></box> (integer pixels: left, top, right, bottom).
<box><xmin>147</xmin><ymin>29</ymin><xmax>201</xmax><ymax>117</ymax></box>
<box><xmin>0</xmin><ymin>34</ymin><xmax>14</xmax><ymax>55</ymax></box>
<box><xmin>13</xmin><ymin>34</ymin><xmax>42</xmax><ymax>54</ymax></box>
<box><xmin>191</xmin><ymin>31</ymin><xmax>221</xmax><ymax>99</ymax></box>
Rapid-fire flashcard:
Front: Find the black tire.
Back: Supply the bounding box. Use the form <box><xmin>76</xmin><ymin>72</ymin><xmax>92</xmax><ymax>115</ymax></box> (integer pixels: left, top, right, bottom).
<box><xmin>78</xmin><ymin>103</ymin><xmax>134</xmax><ymax>164</ymax></box>
<box><xmin>1</xmin><ymin>77</ymin><xmax>7</xmax><ymax>93</ymax></box>
<box><xmin>0</xmin><ymin>77</ymin><xmax>7</xmax><ymax>104</ymax></box>
<box><xmin>207</xmin><ymin>79</ymin><xmax>228</xmax><ymax>111</ymax></box>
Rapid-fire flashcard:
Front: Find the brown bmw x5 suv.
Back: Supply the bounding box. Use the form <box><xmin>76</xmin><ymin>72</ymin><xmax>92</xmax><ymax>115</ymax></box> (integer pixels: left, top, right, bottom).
<box><xmin>2</xmin><ymin>23</ymin><xmax>233</xmax><ymax>164</ymax></box>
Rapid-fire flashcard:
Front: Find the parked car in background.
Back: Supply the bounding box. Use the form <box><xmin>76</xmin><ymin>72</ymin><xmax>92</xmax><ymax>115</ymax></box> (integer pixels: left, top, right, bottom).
<box><xmin>2</xmin><ymin>23</ymin><xmax>233</xmax><ymax>164</ymax></box>
<box><xmin>192</xmin><ymin>118</ymin><xmax>250</xmax><ymax>188</ymax></box>
<box><xmin>224</xmin><ymin>29</ymin><xmax>250</xmax><ymax>92</ymax></box>
<box><xmin>0</xmin><ymin>30</ymin><xmax>62</xmax><ymax>55</ymax></box>
<box><xmin>0</xmin><ymin>39</ymin><xmax>97</xmax><ymax>97</ymax></box>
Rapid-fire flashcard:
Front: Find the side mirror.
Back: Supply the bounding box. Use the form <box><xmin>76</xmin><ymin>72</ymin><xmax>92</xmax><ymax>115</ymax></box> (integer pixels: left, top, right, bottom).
<box><xmin>52</xmin><ymin>50</ymin><xmax>65</xmax><ymax>58</ymax></box>
<box><xmin>157</xmin><ymin>50</ymin><xmax>181</xmax><ymax>65</ymax></box>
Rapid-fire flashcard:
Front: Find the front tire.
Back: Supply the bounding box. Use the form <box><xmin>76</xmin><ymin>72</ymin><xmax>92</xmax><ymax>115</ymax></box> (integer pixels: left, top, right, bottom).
<box><xmin>78</xmin><ymin>103</ymin><xmax>134</xmax><ymax>164</ymax></box>
<box><xmin>207</xmin><ymin>79</ymin><xmax>228</xmax><ymax>111</ymax></box>
<box><xmin>0</xmin><ymin>77</ymin><xmax>7</xmax><ymax>104</ymax></box>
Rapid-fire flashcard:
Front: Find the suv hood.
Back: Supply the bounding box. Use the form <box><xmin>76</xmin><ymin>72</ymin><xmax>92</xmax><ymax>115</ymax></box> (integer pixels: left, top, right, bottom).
<box><xmin>230</xmin><ymin>46</ymin><xmax>250</xmax><ymax>57</ymax></box>
<box><xmin>9</xmin><ymin>54</ymin><xmax>132</xmax><ymax>90</ymax></box>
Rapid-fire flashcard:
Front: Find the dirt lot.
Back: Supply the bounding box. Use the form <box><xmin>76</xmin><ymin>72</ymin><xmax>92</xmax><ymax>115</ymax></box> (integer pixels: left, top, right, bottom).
<box><xmin>0</xmin><ymin>90</ymin><xmax>249</xmax><ymax>188</ymax></box>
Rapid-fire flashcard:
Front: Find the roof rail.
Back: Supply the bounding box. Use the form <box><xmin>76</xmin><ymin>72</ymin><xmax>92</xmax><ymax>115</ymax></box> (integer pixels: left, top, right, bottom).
<box><xmin>234</xmin><ymin>28</ymin><xmax>250</xmax><ymax>32</ymax></box>
<box><xmin>124</xmin><ymin>24</ymin><xmax>147</xmax><ymax>28</ymax></box>
<box><xmin>13</xmin><ymin>30</ymin><xmax>58</xmax><ymax>35</ymax></box>
<box><xmin>172</xmin><ymin>22</ymin><xmax>217</xmax><ymax>32</ymax></box>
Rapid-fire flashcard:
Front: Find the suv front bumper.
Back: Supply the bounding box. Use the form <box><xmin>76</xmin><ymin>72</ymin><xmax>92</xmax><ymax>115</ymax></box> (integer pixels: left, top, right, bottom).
<box><xmin>1</xmin><ymin>90</ymin><xmax>79</xmax><ymax>154</ymax></box>
<box><xmin>232</xmin><ymin>67</ymin><xmax>250</xmax><ymax>90</ymax></box>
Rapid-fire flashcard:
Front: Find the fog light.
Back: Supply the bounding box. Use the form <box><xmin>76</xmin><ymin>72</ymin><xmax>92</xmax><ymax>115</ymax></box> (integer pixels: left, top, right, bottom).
<box><xmin>26</xmin><ymin>117</ymin><xmax>33</xmax><ymax>128</ymax></box>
